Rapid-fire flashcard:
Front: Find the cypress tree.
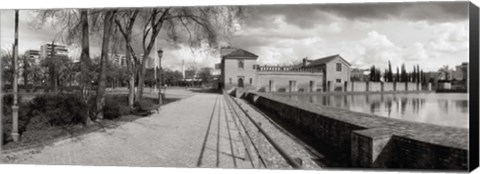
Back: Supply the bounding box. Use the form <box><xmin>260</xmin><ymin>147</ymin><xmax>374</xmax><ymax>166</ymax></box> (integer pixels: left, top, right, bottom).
<box><xmin>417</xmin><ymin>65</ymin><xmax>421</xmax><ymax>83</ymax></box>
<box><xmin>396</xmin><ymin>67</ymin><xmax>400</xmax><ymax>82</ymax></box>
<box><xmin>412</xmin><ymin>65</ymin><xmax>417</xmax><ymax>82</ymax></box>
<box><xmin>388</xmin><ymin>61</ymin><xmax>392</xmax><ymax>82</ymax></box>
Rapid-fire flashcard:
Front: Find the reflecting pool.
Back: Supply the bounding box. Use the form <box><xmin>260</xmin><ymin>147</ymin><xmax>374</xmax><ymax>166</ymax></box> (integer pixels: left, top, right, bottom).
<box><xmin>277</xmin><ymin>93</ymin><xmax>469</xmax><ymax>128</ymax></box>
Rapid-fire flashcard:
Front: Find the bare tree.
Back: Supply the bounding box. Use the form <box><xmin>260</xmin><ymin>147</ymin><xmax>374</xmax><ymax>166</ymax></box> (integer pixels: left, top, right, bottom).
<box><xmin>32</xmin><ymin>9</ymin><xmax>106</xmax><ymax>124</ymax></box>
<box><xmin>438</xmin><ymin>65</ymin><xmax>451</xmax><ymax>81</ymax></box>
<box><xmin>136</xmin><ymin>7</ymin><xmax>244</xmax><ymax>100</ymax></box>
<box><xmin>115</xmin><ymin>9</ymin><xmax>140</xmax><ymax>108</ymax></box>
<box><xmin>95</xmin><ymin>9</ymin><xmax>117</xmax><ymax>120</ymax></box>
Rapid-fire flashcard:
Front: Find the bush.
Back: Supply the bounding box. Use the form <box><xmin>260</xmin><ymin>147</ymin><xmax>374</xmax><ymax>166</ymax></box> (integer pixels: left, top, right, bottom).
<box><xmin>133</xmin><ymin>98</ymin><xmax>157</xmax><ymax>115</ymax></box>
<box><xmin>29</xmin><ymin>93</ymin><xmax>88</xmax><ymax>126</ymax></box>
<box><xmin>103</xmin><ymin>95</ymin><xmax>131</xmax><ymax>119</ymax></box>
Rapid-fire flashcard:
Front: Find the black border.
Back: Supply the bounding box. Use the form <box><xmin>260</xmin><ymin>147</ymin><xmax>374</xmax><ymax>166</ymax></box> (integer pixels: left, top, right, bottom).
<box><xmin>469</xmin><ymin>1</ymin><xmax>479</xmax><ymax>172</ymax></box>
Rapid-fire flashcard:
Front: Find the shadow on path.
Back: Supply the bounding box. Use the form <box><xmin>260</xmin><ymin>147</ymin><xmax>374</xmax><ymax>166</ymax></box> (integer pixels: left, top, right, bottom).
<box><xmin>196</xmin><ymin>96</ymin><xmax>219</xmax><ymax>167</ymax></box>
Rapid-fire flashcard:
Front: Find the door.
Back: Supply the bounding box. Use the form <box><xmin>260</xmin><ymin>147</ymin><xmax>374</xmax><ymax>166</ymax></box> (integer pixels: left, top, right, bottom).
<box><xmin>238</xmin><ymin>78</ymin><xmax>244</xmax><ymax>88</ymax></box>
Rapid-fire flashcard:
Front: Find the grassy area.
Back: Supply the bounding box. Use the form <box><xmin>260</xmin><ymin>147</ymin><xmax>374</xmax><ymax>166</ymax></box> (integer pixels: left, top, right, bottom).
<box><xmin>1</xmin><ymin>93</ymin><xmax>179</xmax><ymax>152</ymax></box>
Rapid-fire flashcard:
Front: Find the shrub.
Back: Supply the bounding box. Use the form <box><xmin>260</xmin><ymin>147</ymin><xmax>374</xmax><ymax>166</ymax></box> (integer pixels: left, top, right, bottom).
<box><xmin>103</xmin><ymin>95</ymin><xmax>131</xmax><ymax>119</ymax></box>
<box><xmin>133</xmin><ymin>98</ymin><xmax>157</xmax><ymax>116</ymax></box>
<box><xmin>29</xmin><ymin>93</ymin><xmax>88</xmax><ymax>126</ymax></box>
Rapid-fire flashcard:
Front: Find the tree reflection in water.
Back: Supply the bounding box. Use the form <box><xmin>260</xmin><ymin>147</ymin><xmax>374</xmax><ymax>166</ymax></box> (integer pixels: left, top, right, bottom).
<box><xmin>287</xmin><ymin>93</ymin><xmax>469</xmax><ymax>128</ymax></box>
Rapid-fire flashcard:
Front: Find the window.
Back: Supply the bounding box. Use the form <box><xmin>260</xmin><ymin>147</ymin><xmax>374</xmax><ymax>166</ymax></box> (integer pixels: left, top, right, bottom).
<box><xmin>229</xmin><ymin>78</ymin><xmax>232</xmax><ymax>84</ymax></box>
<box><xmin>336</xmin><ymin>79</ymin><xmax>342</xmax><ymax>83</ymax></box>
<box><xmin>289</xmin><ymin>80</ymin><xmax>297</xmax><ymax>92</ymax></box>
<box><xmin>249</xmin><ymin>78</ymin><xmax>253</xmax><ymax>84</ymax></box>
<box><xmin>336</xmin><ymin>63</ymin><xmax>342</xmax><ymax>72</ymax></box>
<box><xmin>238</xmin><ymin>60</ymin><xmax>244</xmax><ymax>69</ymax></box>
<box><xmin>252</xmin><ymin>64</ymin><xmax>256</xmax><ymax>69</ymax></box>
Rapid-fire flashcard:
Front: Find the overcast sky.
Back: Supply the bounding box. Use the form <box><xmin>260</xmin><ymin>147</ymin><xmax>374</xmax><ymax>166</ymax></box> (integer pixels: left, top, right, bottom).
<box><xmin>0</xmin><ymin>1</ymin><xmax>470</xmax><ymax>72</ymax></box>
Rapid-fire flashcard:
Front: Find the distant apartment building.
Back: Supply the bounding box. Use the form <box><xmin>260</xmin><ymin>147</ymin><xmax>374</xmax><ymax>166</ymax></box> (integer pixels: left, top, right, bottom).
<box><xmin>110</xmin><ymin>54</ymin><xmax>127</xmax><ymax>67</ymax></box>
<box><xmin>21</xmin><ymin>50</ymin><xmax>41</xmax><ymax>86</ymax></box>
<box><xmin>24</xmin><ymin>49</ymin><xmax>41</xmax><ymax>65</ymax></box>
<box><xmin>40</xmin><ymin>43</ymin><xmax>69</xmax><ymax>61</ymax></box>
<box><xmin>452</xmin><ymin>62</ymin><xmax>468</xmax><ymax>81</ymax></box>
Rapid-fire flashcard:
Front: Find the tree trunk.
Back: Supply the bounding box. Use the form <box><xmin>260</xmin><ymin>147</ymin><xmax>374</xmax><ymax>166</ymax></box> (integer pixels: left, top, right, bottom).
<box><xmin>96</xmin><ymin>10</ymin><xmax>116</xmax><ymax>120</ymax></box>
<box><xmin>124</xmin><ymin>38</ymin><xmax>135</xmax><ymax>108</ymax></box>
<box><xmin>23</xmin><ymin>56</ymin><xmax>28</xmax><ymax>89</ymax></box>
<box><xmin>79</xmin><ymin>9</ymin><xmax>93</xmax><ymax>125</ymax></box>
<box><xmin>136</xmin><ymin>53</ymin><xmax>149</xmax><ymax>101</ymax></box>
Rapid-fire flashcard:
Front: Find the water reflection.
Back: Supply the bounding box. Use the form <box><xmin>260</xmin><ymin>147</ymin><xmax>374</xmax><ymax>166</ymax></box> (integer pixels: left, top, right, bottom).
<box><xmin>283</xmin><ymin>93</ymin><xmax>469</xmax><ymax>128</ymax></box>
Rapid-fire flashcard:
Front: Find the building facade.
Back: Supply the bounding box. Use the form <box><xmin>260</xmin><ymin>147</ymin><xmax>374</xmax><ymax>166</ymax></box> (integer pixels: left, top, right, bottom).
<box><xmin>40</xmin><ymin>43</ymin><xmax>69</xmax><ymax>61</ymax></box>
<box><xmin>219</xmin><ymin>47</ymin><xmax>351</xmax><ymax>92</ymax></box>
<box><xmin>220</xmin><ymin>47</ymin><xmax>259</xmax><ymax>90</ymax></box>
<box><xmin>24</xmin><ymin>50</ymin><xmax>41</xmax><ymax>65</ymax></box>
<box><xmin>295</xmin><ymin>55</ymin><xmax>352</xmax><ymax>91</ymax></box>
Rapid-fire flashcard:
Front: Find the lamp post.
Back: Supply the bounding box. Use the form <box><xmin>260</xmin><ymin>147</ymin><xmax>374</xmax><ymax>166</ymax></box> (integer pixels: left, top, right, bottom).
<box><xmin>157</xmin><ymin>49</ymin><xmax>163</xmax><ymax>105</ymax></box>
<box><xmin>11</xmin><ymin>9</ymin><xmax>20</xmax><ymax>142</ymax></box>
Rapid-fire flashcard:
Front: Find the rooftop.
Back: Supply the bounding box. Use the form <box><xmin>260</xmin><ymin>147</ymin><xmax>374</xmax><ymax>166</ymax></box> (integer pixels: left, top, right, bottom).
<box><xmin>305</xmin><ymin>54</ymin><xmax>351</xmax><ymax>67</ymax></box>
<box><xmin>221</xmin><ymin>47</ymin><xmax>258</xmax><ymax>59</ymax></box>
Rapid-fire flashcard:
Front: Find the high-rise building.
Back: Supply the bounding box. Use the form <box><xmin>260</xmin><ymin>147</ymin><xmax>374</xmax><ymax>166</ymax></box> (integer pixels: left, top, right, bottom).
<box><xmin>110</xmin><ymin>54</ymin><xmax>127</xmax><ymax>67</ymax></box>
<box><xmin>40</xmin><ymin>43</ymin><xmax>68</xmax><ymax>61</ymax></box>
<box><xmin>24</xmin><ymin>49</ymin><xmax>40</xmax><ymax>65</ymax></box>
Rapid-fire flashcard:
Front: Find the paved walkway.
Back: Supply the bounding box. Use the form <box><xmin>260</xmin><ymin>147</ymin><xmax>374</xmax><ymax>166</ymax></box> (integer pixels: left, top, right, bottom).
<box><xmin>1</xmin><ymin>90</ymin><xmax>320</xmax><ymax>169</ymax></box>
<box><xmin>1</xmin><ymin>92</ymin><xmax>250</xmax><ymax>167</ymax></box>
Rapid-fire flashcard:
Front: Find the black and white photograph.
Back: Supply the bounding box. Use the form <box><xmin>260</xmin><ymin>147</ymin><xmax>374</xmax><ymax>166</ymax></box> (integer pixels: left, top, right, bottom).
<box><xmin>0</xmin><ymin>0</ymin><xmax>479</xmax><ymax>173</ymax></box>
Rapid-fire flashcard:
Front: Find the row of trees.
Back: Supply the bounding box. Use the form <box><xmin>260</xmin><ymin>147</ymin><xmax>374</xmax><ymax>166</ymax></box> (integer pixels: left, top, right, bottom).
<box><xmin>1</xmin><ymin>51</ymin><xmax>74</xmax><ymax>89</ymax></box>
<box><xmin>17</xmin><ymin>7</ymin><xmax>243</xmax><ymax>124</ymax></box>
<box><xmin>369</xmin><ymin>61</ymin><xmax>427</xmax><ymax>83</ymax></box>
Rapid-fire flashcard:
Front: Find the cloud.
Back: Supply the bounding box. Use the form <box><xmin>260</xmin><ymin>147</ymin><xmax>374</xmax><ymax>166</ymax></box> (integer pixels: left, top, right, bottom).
<box><xmin>243</xmin><ymin>2</ymin><xmax>468</xmax><ymax>30</ymax></box>
<box><xmin>327</xmin><ymin>22</ymin><xmax>342</xmax><ymax>33</ymax></box>
<box><xmin>351</xmin><ymin>31</ymin><xmax>401</xmax><ymax>68</ymax></box>
<box><xmin>404</xmin><ymin>42</ymin><xmax>428</xmax><ymax>61</ymax></box>
<box><xmin>243</xmin><ymin>5</ymin><xmax>334</xmax><ymax>29</ymax></box>
<box><xmin>1</xmin><ymin>3</ymin><xmax>470</xmax><ymax>73</ymax></box>
<box><xmin>428</xmin><ymin>22</ymin><xmax>469</xmax><ymax>53</ymax></box>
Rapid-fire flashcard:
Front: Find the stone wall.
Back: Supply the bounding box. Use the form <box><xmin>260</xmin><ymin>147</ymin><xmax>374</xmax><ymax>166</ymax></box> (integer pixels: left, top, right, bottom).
<box><xmin>368</xmin><ymin>82</ymin><xmax>382</xmax><ymax>92</ymax></box>
<box><xmin>407</xmin><ymin>82</ymin><xmax>418</xmax><ymax>91</ymax></box>
<box><xmin>396</xmin><ymin>82</ymin><xmax>406</xmax><ymax>91</ymax></box>
<box><xmin>243</xmin><ymin>92</ymin><xmax>468</xmax><ymax>170</ymax></box>
<box><xmin>383</xmin><ymin>83</ymin><xmax>394</xmax><ymax>91</ymax></box>
<box><xmin>352</xmin><ymin>82</ymin><xmax>367</xmax><ymax>92</ymax></box>
<box><xmin>347</xmin><ymin>82</ymin><xmax>425</xmax><ymax>93</ymax></box>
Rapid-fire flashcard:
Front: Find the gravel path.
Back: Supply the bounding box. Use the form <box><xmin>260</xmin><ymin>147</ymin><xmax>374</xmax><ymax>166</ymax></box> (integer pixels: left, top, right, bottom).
<box><xmin>2</xmin><ymin>90</ymin><xmax>322</xmax><ymax>169</ymax></box>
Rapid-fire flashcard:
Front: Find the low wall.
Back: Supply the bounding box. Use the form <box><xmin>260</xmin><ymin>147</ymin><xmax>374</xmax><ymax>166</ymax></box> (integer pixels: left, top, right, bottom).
<box><xmin>347</xmin><ymin>82</ymin><xmax>425</xmax><ymax>93</ymax></box>
<box><xmin>352</xmin><ymin>82</ymin><xmax>367</xmax><ymax>92</ymax></box>
<box><xmin>243</xmin><ymin>92</ymin><xmax>468</xmax><ymax>170</ymax></box>
<box><xmin>383</xmin><ymin>83</ymin><xmax>394</xmax><ymax>91</ymax></box>
<box><xmin>396</xmin><ymin>83</ymin><xmax>406</xmax><ymax>91</ymax></box>
<box><xmin>368</xmin><ymin>82</ymin><xmax>382</xmax><ymax>92</ymax></box>
<box><xmin>407</xmin><ymin>82</ymin><xmax>418</xmax><ymax>91</ymax></box>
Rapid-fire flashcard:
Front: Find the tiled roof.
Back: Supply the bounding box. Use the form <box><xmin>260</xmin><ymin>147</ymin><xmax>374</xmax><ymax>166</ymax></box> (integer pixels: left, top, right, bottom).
<box><xmin>306</xmin><ymin>54</ymin><xmax>351</xmax><ymax>67</ymax></box>
<box><xmin>222</xmin><ymin>48</ymin><xmax>258</xmax><ymax>59</ymax></box>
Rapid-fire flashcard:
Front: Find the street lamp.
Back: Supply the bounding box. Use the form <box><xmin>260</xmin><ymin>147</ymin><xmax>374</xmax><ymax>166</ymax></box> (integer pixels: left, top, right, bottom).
<box><xmin>11</xmin><ymin>10</ymin><xmax>20</xmax><ymax>142</ymax></box>
<box><xmin>157</xmin><ymin>49</ymin><xmax>163</xmax><ymax>105</ymax></box>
